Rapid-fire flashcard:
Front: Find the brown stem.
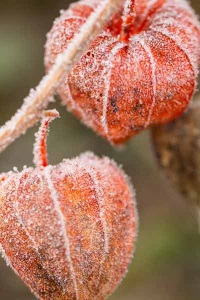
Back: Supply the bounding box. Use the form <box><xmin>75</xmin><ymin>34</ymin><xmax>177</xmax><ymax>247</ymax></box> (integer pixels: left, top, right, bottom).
<box><xmin>0</xmin><ymin>0</ymin><xmax>123</xmax><ymax>154</ymax></box>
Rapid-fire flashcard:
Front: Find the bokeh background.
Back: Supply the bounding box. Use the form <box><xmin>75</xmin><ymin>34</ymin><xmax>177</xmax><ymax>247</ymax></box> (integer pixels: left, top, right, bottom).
<box><xmin>0</xmin><ymin>0</ymin><xmax>200</xmax><ymax>299</ymax></box>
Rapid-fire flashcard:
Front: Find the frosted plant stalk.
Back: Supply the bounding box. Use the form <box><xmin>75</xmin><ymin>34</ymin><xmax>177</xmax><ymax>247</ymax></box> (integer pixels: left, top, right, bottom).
<box><xmin>33</xmin><ymin>110</ymin><xmax>60</xmax><ymax>168</ymax></box>
<box><xmin>120</xmin><ymin>0</ymin><xmax>135</xmax><ymax>41</ymax></box>
<box><xmin>0</xmin><ymin>0</ymin><xmax>123</xmax><ymax>154</ymax></box>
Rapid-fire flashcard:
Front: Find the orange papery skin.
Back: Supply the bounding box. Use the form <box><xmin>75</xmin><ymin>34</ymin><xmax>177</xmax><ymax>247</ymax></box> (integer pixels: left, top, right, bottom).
<box><xmin>0</xmin><ymin>153</ymin><xmax>137</xmax><ymax>300</ymax></box>
<box><xmin>45</xmin><ymin>0</ymin><xmax>200</xmax><ymax>144</ymax></box>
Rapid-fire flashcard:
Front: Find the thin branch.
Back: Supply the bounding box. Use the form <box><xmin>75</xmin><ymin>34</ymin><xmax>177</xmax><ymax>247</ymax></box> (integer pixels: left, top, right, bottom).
<box><xmin>0</xmin><ymin>0</ymin><xmax>123</xmax><ymax>154</ymax></box>
<box><xmin>33</xmin><ymin>110</ymin><xmax>59</xmax><ymax>168</ymax></box>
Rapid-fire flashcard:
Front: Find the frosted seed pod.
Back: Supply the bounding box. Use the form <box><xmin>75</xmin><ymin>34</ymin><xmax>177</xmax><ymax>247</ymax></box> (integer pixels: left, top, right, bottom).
<box><xmin>45</xmin><ymin>0</ymin><xmax>200</xmax><ymax>145</ymax></box>
<box><xmin>0</xmin><ymin>110</ymin><xmax>138</xmax><ymax>300</ymax></box>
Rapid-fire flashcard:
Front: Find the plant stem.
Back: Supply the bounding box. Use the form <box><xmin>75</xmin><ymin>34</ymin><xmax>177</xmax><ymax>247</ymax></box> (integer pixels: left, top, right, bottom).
<box><xmin>0</xmin><ymin>0</ymin><xmax>123</xmax><ymax>154</ymax></box>
<box><xmin>120</xmin><ymin>0</ymin><xmax>135</xmax><ymax>41</ymax></box>
<box><xmin>33</xmin><ymin>110</ymin><xmax>59</xmax><ymax>168</ymax></box>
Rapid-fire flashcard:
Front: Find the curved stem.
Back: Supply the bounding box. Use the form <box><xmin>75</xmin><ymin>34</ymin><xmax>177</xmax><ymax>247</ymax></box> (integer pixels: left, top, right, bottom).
<box><xmin>0</xmin><ymin>0</ymin><xmax>123</xmax><ymax>154</ymax></box>
<box><xmin>33</xmin><ymin>110</ymin><xmax>59</xmax><ymax>168</ymax></box>
<box><xmin>120</xmin><ymin>0</ymin><xmax>135</xmax><ymax>42</ymax></box>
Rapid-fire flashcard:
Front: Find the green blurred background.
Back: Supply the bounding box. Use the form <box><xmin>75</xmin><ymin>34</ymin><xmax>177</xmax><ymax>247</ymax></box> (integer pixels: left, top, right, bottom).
<box><xmin>0</xmin><ymin>0</ymin><xmax>200</xmax><ymax>299</ymax></box>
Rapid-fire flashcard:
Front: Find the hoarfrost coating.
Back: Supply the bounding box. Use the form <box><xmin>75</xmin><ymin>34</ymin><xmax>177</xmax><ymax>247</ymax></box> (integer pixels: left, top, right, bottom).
<box><xmin>45</xmin><ymin>0</ymin><xmax>200</xmax><ymax>144</ymax></box>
